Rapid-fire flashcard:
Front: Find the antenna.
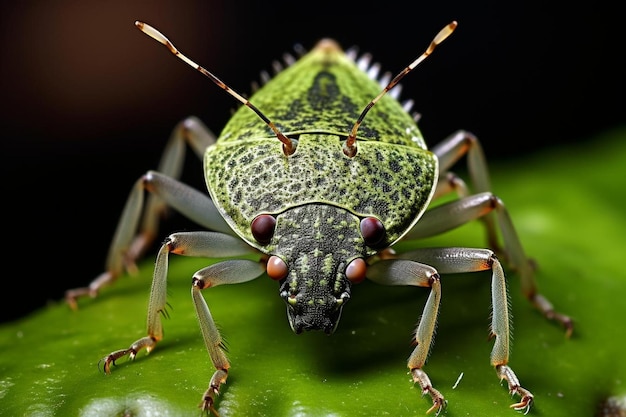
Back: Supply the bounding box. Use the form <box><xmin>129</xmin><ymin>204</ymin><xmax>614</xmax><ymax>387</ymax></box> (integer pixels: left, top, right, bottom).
<box><xmin>343</xmin><ymin>21</ymin><xmax>458</xmax><ymax>158</ymax></box>
<box><xmin>135</xmin><ymin>21</ymin><xmax>296</xmax><ymax>156</ymax></box>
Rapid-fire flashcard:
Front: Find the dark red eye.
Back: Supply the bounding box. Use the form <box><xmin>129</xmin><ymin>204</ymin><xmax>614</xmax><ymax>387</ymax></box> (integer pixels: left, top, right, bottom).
<box><xmin>346</xmin><ymin>258</ymin><xmax>366</xmax><ymax>284</ymax></box>
<box><xmin>267</xmin><ymin>256</ymin><xmax>288</xmax><ymax>280</ymax></box>
<box><xmin>360</xmin><ymin>216</ymin><xmax>386</xmax><ymax>247</ymax></box>
<box><xmin>251</xmin><ymin>214</ymin><xmax>276</xmax><ymax>245</ymax></box>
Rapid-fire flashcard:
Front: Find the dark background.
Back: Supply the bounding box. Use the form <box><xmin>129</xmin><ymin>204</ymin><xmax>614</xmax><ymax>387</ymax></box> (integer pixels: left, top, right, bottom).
<box><xmin>1</xmin><ymin>1</ymin><xmax>623</xmax><ymax>322</ymax></box>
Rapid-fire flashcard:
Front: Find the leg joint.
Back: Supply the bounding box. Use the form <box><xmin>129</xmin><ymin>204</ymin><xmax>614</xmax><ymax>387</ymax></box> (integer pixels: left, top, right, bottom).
<box><xmin>488</xmin><ymin>193</ymin><xmax>504</xmax><ymax>209</ymax></box>
<box><xmin>429</xmin><ymin>272</ymin><xmax>441</xmax><ymax>286</ymax></box>
<box><xmin>460</xmin><ymin>129</ymin><xmax>478</xmax><ymax>145</ymax></box>
<box><xmin>192</xmin><ymin>276</ymin><xmax>210</xmax><ymax>290</ymax></box>
<box><xmin>141</xmin><ymin>171</ymin><xmax>158</xmax><ymax>192</ymax></box>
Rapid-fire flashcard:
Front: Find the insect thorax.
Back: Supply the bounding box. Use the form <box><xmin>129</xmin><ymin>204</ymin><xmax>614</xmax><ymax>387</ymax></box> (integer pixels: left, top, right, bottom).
<box><xmin>205</xmin><ymin>135</ymin><xmax>437</xmax><ymax>250</ymax></box>
<box><xmin>204</xmin><ymin>40</ymin><xmax>439</xmax><ymax>249</ymax></box>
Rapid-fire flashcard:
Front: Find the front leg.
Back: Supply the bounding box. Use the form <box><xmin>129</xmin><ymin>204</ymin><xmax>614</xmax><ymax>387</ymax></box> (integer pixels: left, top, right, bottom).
<box><xmin>101</xmin><ymin>231</ymin><xmax>265</xmax><ymax>415</ymax></box>
<box><xmin>191</xmin><ymin>261</ymin><xmax>266</xmax><ymax>414</ymax></box>
<box><xmin>400</xmin><ymin>247</ymin><xmax>534</xmax><ymax>413</ymax></box>
<box><xmin>367</xmin><ymin>259</ymin><xmax>445</xmax><ymax>414</ymax></box>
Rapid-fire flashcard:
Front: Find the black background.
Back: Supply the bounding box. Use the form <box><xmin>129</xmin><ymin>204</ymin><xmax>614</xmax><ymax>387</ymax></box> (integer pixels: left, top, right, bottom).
<box><xmin>1</xmin><ymin>1</ymin><xmax>623</xmax><ymax>322</ymax></box>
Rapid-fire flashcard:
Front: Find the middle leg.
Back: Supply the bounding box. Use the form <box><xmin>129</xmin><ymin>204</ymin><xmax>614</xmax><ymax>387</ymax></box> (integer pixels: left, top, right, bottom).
<box><xmin>403</xmin><ymin>191</ymin><xmax>573</xmax><ymax>336</ymax></box>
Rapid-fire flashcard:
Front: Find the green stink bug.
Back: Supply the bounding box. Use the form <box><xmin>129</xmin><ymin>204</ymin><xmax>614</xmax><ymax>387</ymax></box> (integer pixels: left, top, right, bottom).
<box><xmin>66</xmin><ymin>20</ymin><xmax>573</xmax><ymax>415</ymax></box>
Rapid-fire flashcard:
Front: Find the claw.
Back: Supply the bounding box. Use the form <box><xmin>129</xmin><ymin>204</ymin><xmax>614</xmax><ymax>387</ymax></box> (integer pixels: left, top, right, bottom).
<box><xmin>425</xmin><ymin>398</ymin><xmax>447</xmax><ymax>415</ymax></box>
<box><xmin>199</xmin><ymin>392</ymin><xmax>220</xmax><ymax>417</ymax></box>
<box><xmin>65</xmin><ymin>270</ymin><xmax>118</xmax><ymax>310</ymax></box>
<box><xmin>411</xmin><ymin>368</ymin><xmax>446</xmax><ymax>415</ymax></box>
<box><xmin>510</xmin><ymin>394</ymin><xmax>533</xmax><ymax>415</ymax></box>
<box><xmin>97</xmin><ymin>357</ymin><xmax>107</xmax><ymax>373</ymax></box>
<box><xmin>199</xmin><ymin>369</ymin><xmax>228</xmax><ymax>417</ymax></box>
<box><xmin>208</xmin><ymin>405</ymin><xmax>221</xmax><ymax>417</ymax></box>
<box><xmin>99</xmin><ymin>348</ymin><xmax>134</xmax><ymax>374</ymax></box>
<box><xmin>496</xmin><ymin>365</ymin><xmax>534</xmax><ymax>414</ymax></box>
<box><xmin>66</xmin><ymin>295</ymin><xmax>78</xmax><ymax>311</ymax></box>
<box><xmin>531</xmin><ymin>293</ymin><xmax>574</xmax><ymax>338</ymax></box>
<box><xmin>101</xmin><ymin>356</ymin><xmax>114</xmax><ymax>374</ymax></box>
<box><xmin>65</xmin><ymin>287</ymin><xmax>98</xmax><ymax>310</ymax></box>
<box><xmin>509</xmin><ymin>386</ymin><xmax>534</xmax><ymax>414</ymax></box>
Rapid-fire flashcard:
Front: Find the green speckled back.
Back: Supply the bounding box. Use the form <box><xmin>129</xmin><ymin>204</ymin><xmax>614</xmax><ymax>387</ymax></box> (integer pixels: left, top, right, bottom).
<box><xmin>204</xmin><ymin>39</ymin><xmax>438</xmax><ymax>251</ymax></box>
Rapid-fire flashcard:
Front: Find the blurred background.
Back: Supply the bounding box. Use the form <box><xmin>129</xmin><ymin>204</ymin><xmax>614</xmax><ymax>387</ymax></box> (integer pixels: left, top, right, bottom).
<box><xmin>1</xmin><ymin>1</ymin><xmax>623</xmax><ymax>322</ymax></box>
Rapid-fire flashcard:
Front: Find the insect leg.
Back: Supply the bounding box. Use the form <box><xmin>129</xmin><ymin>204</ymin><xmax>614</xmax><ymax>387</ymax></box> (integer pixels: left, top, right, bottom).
<box><xmin>366</xmin><ymin>259</ymin><xmax>445</xmax><ymax>415</ymax></box>
<box><xmin>431</xmin><ymin>171</ymin><xmax>471</xmax><ymax>200</ymax></box>
<box><xmin>398</xmin><ymin>247</ymin><xmax>534</xmax><ymax>413</ymax></box>
<box><xmin>100</xmin><ymin>231</ymin><xmax>263</xmax><ymax>415</ymax></box>
<box><xmin>406</xmin><ymin>139</ymin><xmax>574</xmax><ymax>337</ymax></box>
<box><xmin>66</xmin><ymin>170</ymin><xmax>236</xmax><ymax>309</ymax></box>
<box><xmin>429</xmin><ymin>130</ymin><xmax>501</xmax><ymax>245</ymax></box>
<box><xmin>405</xmin><ymin>192</ymin><xmax>497</xmax><ymax>240</ymax></box>
<box><xmin>191</xmin><ymin>257</ymin><xmax>266</xmax><ymax>413</ymax></box>
<box><xmin>126</xmin><ymin>116</ymin><xmax>222</xmax><ymax>264</ymax></box>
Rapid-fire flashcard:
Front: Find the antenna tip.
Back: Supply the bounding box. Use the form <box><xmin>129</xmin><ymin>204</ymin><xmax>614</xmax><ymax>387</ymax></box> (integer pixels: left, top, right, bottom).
<box><xmin>135</xmin><ymin>21</ymin><xmax>144</xmax><ymax>29</ymax></box>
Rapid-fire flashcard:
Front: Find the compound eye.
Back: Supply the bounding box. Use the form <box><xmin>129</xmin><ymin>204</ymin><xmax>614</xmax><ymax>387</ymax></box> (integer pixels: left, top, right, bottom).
<box><xmin>360</xmin><ymin>216</ymin><xmax>386</xmax><ymax>248</ymax></box>
<box><xmin>345</xmin><ymin>258</ymin><xmax>366</xmax><ymax>284</ymax></box>
<box><xmin>251</xmin><ymin>214</ymin><xmax>276</xmax><ymax>245</ymax></box>
<box><xmin>267</xmin><ymin>255</ymin><xmax>288</xmax><ymax>280</ymax></box>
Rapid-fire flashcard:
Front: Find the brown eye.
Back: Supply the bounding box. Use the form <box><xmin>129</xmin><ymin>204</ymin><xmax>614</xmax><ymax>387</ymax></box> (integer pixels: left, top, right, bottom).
<box><xmin>345</xmin><ymin>258</ymin><xmax>367</xmax><ymax>284</ymax></box>
<box><xmin>267</xmin><ymin>256</ymin><xmax>288</xmax><ymax>280</ymax></box>
<box><xmin>251</xmin><ymin>214</ymin><xmax>276</xmax><ymax>244</ymax></box>
<box><xmin>360</xmin><ymin>216</ymin><xmax>386</xmax><ymax>247</ymax></box>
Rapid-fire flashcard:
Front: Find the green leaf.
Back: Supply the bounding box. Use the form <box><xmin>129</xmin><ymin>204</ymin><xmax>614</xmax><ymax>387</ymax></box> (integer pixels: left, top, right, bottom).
<box><xmin>2</xmin><ymin>128</ymin><xmax>625</xmax><ymax>417</ymax></box>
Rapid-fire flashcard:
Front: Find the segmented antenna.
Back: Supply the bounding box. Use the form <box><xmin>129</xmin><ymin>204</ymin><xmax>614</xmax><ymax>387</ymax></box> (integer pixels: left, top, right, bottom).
<box><xmin>135</xmin><ymin>21</ymin><xmax>296</xmax><ymax>156</ymax></box>
<box><xmin>343</xmin><ymin>21</ymin><xmax>458</xmax><ymax>158</ymax></box>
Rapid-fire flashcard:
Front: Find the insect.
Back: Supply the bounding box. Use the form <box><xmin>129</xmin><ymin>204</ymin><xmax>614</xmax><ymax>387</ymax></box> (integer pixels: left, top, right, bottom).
<box><xmin>66</xmin><ymin>19</ymin><xmax>573</xmax><ymax>415</ymax></box>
